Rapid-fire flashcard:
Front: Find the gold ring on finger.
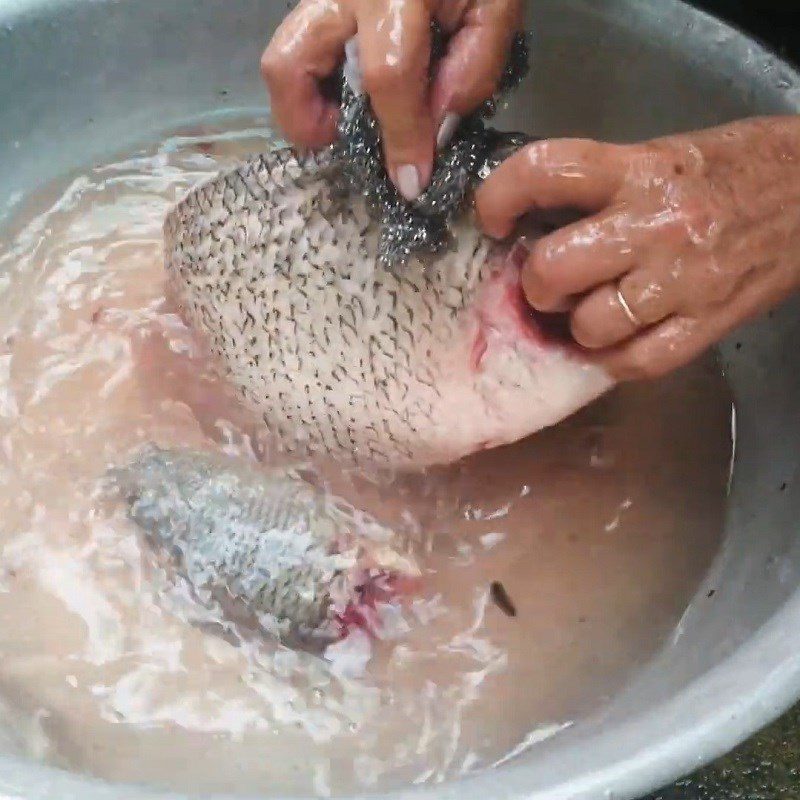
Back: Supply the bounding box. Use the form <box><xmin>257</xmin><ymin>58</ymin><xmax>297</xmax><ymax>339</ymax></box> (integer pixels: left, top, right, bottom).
<box><xmin>616</xmin><ymin>285</ymin><xmax>642</xmax><ymax>327</ymax></box>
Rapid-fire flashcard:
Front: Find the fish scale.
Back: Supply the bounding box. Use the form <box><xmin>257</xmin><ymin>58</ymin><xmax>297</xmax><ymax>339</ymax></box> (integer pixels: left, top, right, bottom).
<box><xmin>110</xmin><ymin>444</ymin><xmax>414</xmax><ymax>644</ymax></box>
<box><xmin>173</xmin><ymin>150</ymin><xmax>459</xmax><ymax>462</ymax></box>
<box><xmin>165</xmin><ymin>142</ymin><xmax>615</xmax><ymax>469</ymax></box>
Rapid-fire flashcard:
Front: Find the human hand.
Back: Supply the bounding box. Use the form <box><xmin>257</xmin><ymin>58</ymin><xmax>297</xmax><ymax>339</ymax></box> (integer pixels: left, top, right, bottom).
<box><xmin>261</xmin><ymin>0</ymin><xmax>522</xmax><ymax>200</ymax></box>
<box><xmin>476</xmin><ymin>117</ymin><xmax>800</xmax><ymax>380</ymax></box>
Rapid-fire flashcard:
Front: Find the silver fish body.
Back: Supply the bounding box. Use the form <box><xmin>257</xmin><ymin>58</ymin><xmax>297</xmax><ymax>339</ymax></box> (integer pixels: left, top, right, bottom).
<box><xmin>164</xmin><ymin>147</ymin><xmax>614</xmax><ymax>469</ymax></box>
<box><xmin>110</xmin><ymin>444</ymin><xmax>413</xmax><ymax>644</ymax></box>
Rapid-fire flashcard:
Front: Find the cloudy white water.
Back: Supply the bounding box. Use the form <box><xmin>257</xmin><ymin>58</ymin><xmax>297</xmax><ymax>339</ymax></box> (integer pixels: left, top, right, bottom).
<box><xmin>0</xmin><ymin>117</ymin><xmax>733</xmax><ymax>796</ymax></box>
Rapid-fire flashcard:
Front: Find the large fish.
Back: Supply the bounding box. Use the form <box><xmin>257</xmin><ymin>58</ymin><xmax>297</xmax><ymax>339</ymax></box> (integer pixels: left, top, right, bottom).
<box><xmin>163</xmin><ymin>146</ymin><xmax>613</xmax><ymax>470</ymax></box>
<box><xmin>109</xmin><ymin>444</ymin><xmax>417</xmax><ymax>647</ymax></box>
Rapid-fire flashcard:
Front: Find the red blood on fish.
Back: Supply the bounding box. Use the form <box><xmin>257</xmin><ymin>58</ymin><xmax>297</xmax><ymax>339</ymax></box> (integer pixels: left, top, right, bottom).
<box><xmin>335</xmin><ymin>570</ymin><xmax>421</xmax><ymax>639</ymax></box>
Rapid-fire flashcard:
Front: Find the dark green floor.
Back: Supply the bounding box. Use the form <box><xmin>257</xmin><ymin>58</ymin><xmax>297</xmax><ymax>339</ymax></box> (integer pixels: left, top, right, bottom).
<box><xmin>643</xmin><ymin>704</ymin><xmax>800</xmax><ymax>799</ymax></box>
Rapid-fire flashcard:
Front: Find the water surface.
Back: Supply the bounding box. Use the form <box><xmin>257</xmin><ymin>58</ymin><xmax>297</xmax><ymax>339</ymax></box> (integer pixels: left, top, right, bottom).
<box><xmin>0</xmin><ymin>118</ymin><xmax>733</xmax><ymax>796</ymax></box>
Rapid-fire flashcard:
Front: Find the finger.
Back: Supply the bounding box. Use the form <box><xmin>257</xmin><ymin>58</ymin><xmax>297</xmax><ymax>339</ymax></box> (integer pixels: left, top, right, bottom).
<box><xmin>570</xmin><ymin>285</ymin><xmax>639</xmax><ymax>349</ymax></box>
<box><xmin>519</xmin><ymin>209</ymin><xmax>638</xmax><ymax>311</ymax></box>
<box><xmin>430</xmin><ymin>0</ymin><xmax>522</xmax><ymax>147</ymax></box>
<box><xmin>593</xmin><ymin>315</ymin><xmax>705</xmax><ymax>381</ymax></box>
<box><xmin>476</xmin><ymin>139</ymin><xmax>628</xmax><ymax>239</ymax></box>
<box><xmin>618</xmin><ymin>263</ymin><xmax>682</xmax><ymax>324</ymax></box>
<box><xmin>569</xmin><ymin>272</ymin><xmax>677</xmax><ymax>350</ymax></box>
<box><xmin>356</xmin><ymin>0</ymin><xmax>435</xmax><ymax>200</ymax></box>
<box><xmin>261</xmin><ymin>1</ymin><xmax>355</xmax><ymax>148</ymax></box>
<box><xmin>522</xmin><ymin>203</ymin><xmax>696</xmax><ymax>312</ymax></box>
<box><xmin>594</xmin><ymin>258</ymin><xmax>793</xmax><ymax>381</ymax></box>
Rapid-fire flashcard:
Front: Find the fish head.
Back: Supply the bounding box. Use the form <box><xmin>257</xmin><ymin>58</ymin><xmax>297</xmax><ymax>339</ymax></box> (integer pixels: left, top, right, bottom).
<box><xmin>164</xmin><ymin>148</ymin><xmax>614</xmax><ymax>471</ymax></box>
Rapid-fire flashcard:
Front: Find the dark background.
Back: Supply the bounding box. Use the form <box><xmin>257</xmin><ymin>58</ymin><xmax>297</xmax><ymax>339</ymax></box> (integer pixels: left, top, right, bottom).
<box><xmin>690</xmin><ymin>1</ymin><xmax>800</xmax><ymax>63</ymax></box>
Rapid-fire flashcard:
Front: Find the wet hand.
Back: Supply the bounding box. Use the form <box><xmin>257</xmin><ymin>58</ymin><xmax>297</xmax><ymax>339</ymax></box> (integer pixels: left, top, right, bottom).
<box><xmin>261</xmin><ymin>0</ymin><xmax>522</xmax><ymax>200</ymax></box>
<box><xmin>477</xmin><ymin>117</ymin><xmax>800</xmax><ymax>380</ymax></box>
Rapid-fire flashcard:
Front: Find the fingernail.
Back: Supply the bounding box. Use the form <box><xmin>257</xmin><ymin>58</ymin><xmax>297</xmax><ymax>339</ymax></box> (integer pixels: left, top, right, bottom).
<box><xmin>395</xmin><ymin>164</ymin><xmax>422</xmax><ymax>201</ymax></box>
<box><xmin>343</xmin><ymin>37</ymin><xmax>362</xmax><ymax>95</ymax></box>
<box><xmin>436</xmin><ymin>113</ymin><xmax>460</xmax><ymax>150</ymax></box>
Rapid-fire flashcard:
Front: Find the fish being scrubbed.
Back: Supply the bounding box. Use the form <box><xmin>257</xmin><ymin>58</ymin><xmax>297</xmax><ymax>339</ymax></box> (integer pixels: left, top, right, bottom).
<box><xmin>164</xmin><ymin>143</ymin><xmax>614</xmax><ymax>469</ymax></box>
<box><xmin>162</xmin><ymin>24</ymin><xmax>612</xmax><ymax>469</ymax></box>
<box><xmin>110</xmin><ymin>444</ymin><xmax>418</xmax><ymax>648</ymax></box>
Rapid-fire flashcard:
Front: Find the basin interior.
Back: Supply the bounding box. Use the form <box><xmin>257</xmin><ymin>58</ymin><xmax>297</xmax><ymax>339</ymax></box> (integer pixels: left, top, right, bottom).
<box><xmin>0</xmin><ymin>1</ymin><xmax>799</xmax><ymax>799</ymax></box>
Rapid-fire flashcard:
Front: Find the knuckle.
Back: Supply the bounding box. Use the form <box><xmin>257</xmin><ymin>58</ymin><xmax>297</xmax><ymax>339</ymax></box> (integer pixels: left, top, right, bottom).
<box><xmin>625</xmin><ymin>142</ymin><xmax>671</xmax><ymax>180</ymax></box>
<box><xmin>362</xmin><ymin>59</ymin><xmax>413</xmax><ymax>96</ymax></box>
<box><xmin>523</xmin><ymin>138</ymin><xmax>596</xmax><ymax>177</ymax></box>
<box><xmin>682</xmin><ymin>197</ymin><xmax>719</xmax><ymax>240</ymax></box>
<box><xmin>522</xmin><ymin>140</ymin><xmax>549</xmax><ymax>168</ymax></box>
<box><xmin>528</xmin><ymin>238</ymin><xmax>572</xmax><ymax>292</ymax></box>
<box><xmin>259</xmin><ymin>49</ymin><xmax>285</xmax><ymax>85</ymax></box>
<box><xmin>626</xmin><ymin>351</ymin><xmax>667</xmax><ymax>381</ymax></box>
<box><xmin>638</xmin><ymin>140</ymin><xmax>675</xmax><ymax>166</ymax></box>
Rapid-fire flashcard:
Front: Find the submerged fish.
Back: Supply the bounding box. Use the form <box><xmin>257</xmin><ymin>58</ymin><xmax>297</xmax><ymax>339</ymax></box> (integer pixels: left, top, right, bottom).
<box><xmin>164</xmin><ymin>145</ymin><xmax>614</xmax><ymax>470</ymax></box>
<box><xmin>110</xmin><ymin>444</ymin><xmax>417</xmax><ymax>646</ymax></box>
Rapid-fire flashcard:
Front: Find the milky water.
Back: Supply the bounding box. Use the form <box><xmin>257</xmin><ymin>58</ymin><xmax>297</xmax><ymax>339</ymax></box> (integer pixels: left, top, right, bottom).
<box><xmin>0</xmin><ymin>119</ymin><xmax>733</xmax><ymax>797</ymax></box>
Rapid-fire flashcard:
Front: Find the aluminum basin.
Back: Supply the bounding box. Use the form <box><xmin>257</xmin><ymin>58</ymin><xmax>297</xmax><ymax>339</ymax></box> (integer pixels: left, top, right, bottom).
<box><xmin>0</xmin><ymin>1</ymin><xmax>798</xmax><ymax>798</ymax></box>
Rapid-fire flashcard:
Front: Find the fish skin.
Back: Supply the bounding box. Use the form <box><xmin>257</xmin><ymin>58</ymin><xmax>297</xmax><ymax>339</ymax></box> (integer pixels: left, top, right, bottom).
<box><xmin>164</xmin><ymin>147</ymin><xmax>614</xmax><ymax>470</ymax></box>
<box><xmin>109</xmin><ymin>444</ymin><xmax>415</xmax><ymax>645</ymax></box>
